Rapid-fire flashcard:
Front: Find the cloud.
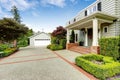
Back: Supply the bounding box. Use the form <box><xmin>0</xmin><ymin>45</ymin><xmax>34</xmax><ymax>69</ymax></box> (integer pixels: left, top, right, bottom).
<box><xmin>40</xmin><ymin>0</ymin><xmax>66</xmax><ymax>8</ymax></box>
<box><xmin>32</xmin><ymin>12</ymin><xmax>39</xmax><ymax>17</ymax></box>
<box><xmin>0</xmin><ymin>0</ymin><xmax>36</xmax><ymax>11</ymax></box>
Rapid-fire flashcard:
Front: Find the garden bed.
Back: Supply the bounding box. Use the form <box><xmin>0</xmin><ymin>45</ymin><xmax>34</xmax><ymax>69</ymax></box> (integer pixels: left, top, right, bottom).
<box><xmin>75</xmin><ymin>54</ymin><xmax>120</xmax><ymax>80</ymax></box>
<box><xmin>0</xmin><ymin>47</ymin><xmax>18</xmax><ymax>58</ymax></box>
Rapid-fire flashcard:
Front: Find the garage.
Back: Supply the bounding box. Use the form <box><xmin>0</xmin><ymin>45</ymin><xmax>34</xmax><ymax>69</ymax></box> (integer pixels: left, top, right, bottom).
<box><xmin>34</xmin><ymin>39</ymin><xmax>50</xmax><ymax>46</ymax></box>
<box><xmin>29</xmin><ymin>32</ymin><xmax>51</xmax><ymax>46</ymax></box>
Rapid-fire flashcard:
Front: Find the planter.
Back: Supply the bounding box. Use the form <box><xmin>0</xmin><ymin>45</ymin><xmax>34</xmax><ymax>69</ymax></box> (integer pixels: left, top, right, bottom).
<box><xmin>79</xmin><ymin>41</ymin><xmax>84</xmax><ymax>46</ymax></box>
<box><xmin>69</xmin><ymin>40</ymin><xmax>75</xmax><ymax>43</ymax></box>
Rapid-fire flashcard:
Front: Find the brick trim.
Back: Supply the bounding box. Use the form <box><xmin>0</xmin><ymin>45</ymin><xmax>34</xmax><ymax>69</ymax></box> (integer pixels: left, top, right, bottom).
<box><xmin>66</xmin><ymin>43</ymin><xmax>79</xmax><ymax>49</ymax></box>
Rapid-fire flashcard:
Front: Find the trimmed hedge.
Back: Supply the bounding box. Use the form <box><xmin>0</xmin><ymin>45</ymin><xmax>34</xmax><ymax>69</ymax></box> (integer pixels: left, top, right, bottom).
<box><xmin>75</xmin><ymin>54</ymin><xmax>120</xmax><ymax>80</ymax></box>
<box><xmin>47</xmin><ymin>44</ymin><xmax>63</xmax><ymax>51</ymax></box>
<box><xmin>99</xmin><ymin>37</ymin><xmax>120</xmax><ymax>61</ymax></box>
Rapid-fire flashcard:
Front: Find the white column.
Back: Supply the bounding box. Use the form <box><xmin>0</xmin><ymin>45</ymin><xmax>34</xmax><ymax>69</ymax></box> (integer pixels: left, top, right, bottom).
<box><xmin>92</xmin><ymin>18</ymin><xmax>98</xmax><ymax>46</ymax></box>
<box><xmin>85</xmin><ymin>28</ymin><xmax>88</xmax><ymax>46</ymax></box>
<box><xmin>67</xmin><ymin>29</ymin><xmax>70</xmax><ymax>43</ymax></box>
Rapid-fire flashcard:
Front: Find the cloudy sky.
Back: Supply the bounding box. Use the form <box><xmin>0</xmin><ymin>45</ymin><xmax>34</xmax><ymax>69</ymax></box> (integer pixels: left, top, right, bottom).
<box><xmin>0</xmin><ymin>0</ymin><xmax>96</xmax><ymax>32</ymax></box>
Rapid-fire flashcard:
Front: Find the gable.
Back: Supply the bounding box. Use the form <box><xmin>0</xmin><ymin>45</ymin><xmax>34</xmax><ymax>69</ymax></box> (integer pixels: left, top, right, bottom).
<box><xmin>30</xmin><ymin>32</ymin><xmax>51</xmax><ymax>39</ymax></box>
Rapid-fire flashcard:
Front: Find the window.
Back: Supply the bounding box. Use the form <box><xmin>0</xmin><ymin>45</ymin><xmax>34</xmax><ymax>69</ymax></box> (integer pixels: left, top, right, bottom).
<box><xmin>85</xmin><ymin>10</ymin><xmax>87</xmax><ymax>16</ymax></box>
<box><xmin>75</xmin><ymin>34</ymin><xmax>78</xmax><ymax>42</ymax></box>
<box><xmin>74</xmin><ymin>18</ymin><xmax>76</xmax><ymax>22</ymax></box>
<box><xmin>69</xmin><ymin>21</ymin><xmax>70</xmax><ymax>24</ymax></box>
<box><xmin>93</xmin><ymin>6</ymin><xmax>96</xmax><ymax>12</ymax></box>
<box><xmin>89</xmin><ymin>8</ymin><xmax>93</xmax><ymax>14</ymax></box>
<box><xmin>103</xmin><ymin>26</ymin><xmax>108</xmax><ymax>33</ymax></box>
<box><xmin>97</xmin><ymin>2</ymin><xmax>101</xmax><ymax>11</ymax></box>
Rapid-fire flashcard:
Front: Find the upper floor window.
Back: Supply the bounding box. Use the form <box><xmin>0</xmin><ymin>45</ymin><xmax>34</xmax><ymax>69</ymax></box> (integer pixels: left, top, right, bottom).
<box><xmin>85</xmin><ymin>10</ymin><xmax>87</xmax><ymax>16</ymax></box>
<box><xmin>74</xmin><ymin>18</ymin><xmax>76</xmax><ymax>22</ymax></box>
<box><xmin>97</xmin><ymin>2</ymin><xmax>101</xmax><ymax>11</ymax></box>
<box><xmin>69</xmin><ymin>21</ymin><xmax>70</xmax><ymax>24</ymax></box>
<box><xmin>93</xmin><ymin>6</ymin><xmax>97</xmax><ymax>12</ymax></box>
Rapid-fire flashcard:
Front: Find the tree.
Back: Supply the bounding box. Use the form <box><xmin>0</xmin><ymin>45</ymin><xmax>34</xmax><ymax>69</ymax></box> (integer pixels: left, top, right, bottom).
<box><xmin>17</xmin><ymin>29</ymin><xmax>33</xmax><ymax>47</ymax></box>
<box><xmin>51</xmin><ymin>26</ymin><xmax>66</xmax><ymax>45</ymax></box>
<box><xmin>51</xmin><ymin>26</ymin><xmax>67</xmax><ymax>39</ymax></box>
<box><xmin>0</xmin><ymin>18</ymin><xmax>28</xmax><ymax>45</ymax></box>
<box><xmin>11</xmin><ymin>6</ymin><xmax>21</xmax><ymax>23</ymax></box>
<box><xmin>70</xmin><ymin>30</ymin><xmax>75</xmax><ymax>43</ymax></box>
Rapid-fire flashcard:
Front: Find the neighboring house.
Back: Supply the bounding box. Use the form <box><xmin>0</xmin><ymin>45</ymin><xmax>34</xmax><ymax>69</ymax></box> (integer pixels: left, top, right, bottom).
<box><xmin>66</xmin><ymin>0</ymin><xmax>120</xmax><ymax>53</ymax></box>
<box><xmin>29</xmin><ymin>32</ymin><xmax>51</xmax><ymax>46</ymax></box>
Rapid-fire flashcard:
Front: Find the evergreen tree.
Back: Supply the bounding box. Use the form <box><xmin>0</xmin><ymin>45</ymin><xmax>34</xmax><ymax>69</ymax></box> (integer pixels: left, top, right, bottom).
<box><xmin>11</xmin><ymin>6</ymin><xmax>21</xmax><ymax>23</ymax></box>
<box><xmin>70</xmin><ymin>30</ymin><xmax>75</xmax><ymax>43</ymax></box>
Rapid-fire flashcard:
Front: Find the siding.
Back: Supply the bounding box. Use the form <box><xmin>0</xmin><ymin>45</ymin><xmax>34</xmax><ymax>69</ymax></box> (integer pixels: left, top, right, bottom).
<box><xmin>101</xmin><ymin>20</ymin><xmax>120</xmax><ymax>37</ymax></box>
<box><xmin>66</xmin><ymin>0</ymin><xmax>120</xmax><ymax>26</ymax></box>
<box><xmin>101</xmin><ymin>0</ymin><xmax>116</xmax><ymax>16</ymax></box>
<box><xmin>115</xmin><ymin>0</ymin><xmax>120</xmax><ymax>17</ymax></box>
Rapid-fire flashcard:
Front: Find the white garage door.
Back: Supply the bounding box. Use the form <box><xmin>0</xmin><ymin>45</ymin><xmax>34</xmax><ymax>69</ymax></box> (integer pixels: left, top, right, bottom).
<box><xmin>34</xmin><ymin>39</ymin><xmax>50</xmax><ymax>46</ymax></box>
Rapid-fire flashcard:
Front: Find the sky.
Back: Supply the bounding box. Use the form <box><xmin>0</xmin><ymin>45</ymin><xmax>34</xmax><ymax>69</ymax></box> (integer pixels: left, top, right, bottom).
<box><xmin>0</xmin><ymin>0</ymin><xmax>96</xmax><ymax>33</ymax></box>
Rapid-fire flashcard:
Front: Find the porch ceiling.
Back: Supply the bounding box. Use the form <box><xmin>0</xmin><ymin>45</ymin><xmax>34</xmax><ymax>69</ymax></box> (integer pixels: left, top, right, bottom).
<box><xmin>66</xmin><ymin>11</ymin><xmax>118</xmax><ymax>30</ymax></box>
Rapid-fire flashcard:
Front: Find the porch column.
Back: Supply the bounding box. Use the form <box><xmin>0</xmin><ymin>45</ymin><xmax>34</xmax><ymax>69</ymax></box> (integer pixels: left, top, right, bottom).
<box><xmin>85</xmin><ymin>28</ymin><xmax>88</xmax><ymax>46</ymax></box>
<box><xmin>92</xmin><ymin>18</ymin><xmax>98</xmax><ymax>46</ymax></box>
<box><xmin>67</xmin><ymin>29</ymin><xmax>70</xmax><ymax>43</ymax></box>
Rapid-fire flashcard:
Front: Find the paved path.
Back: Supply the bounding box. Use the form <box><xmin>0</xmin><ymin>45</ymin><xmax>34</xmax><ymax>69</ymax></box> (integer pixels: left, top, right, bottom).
<box><xmin>0</xmin><ymin>46</ymin><xmax>90</xmax><ymax>80</ymax></box>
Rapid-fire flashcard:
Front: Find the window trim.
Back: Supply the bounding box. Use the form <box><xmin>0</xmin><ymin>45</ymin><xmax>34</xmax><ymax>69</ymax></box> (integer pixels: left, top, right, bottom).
<box><xmin>97</xmin><ymin>2</ymin><xmax>101</xmax><ymax>11</ymax></box>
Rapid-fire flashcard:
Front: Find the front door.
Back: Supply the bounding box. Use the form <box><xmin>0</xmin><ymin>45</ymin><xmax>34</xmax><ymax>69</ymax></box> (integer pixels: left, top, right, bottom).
<box><xmin>88</xmin><ymin>28</ymin><xmax>93</xmax><ymax>46</ymax></box>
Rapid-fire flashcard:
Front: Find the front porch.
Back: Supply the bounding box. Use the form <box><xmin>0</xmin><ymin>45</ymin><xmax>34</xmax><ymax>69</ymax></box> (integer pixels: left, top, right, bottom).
<box><xmin>66</xmin><ymin>12</ymin><xmax>118</xmax><ymax>54</ymax></box>
<box><xmin>66</xmin><ymin>43</ymin><xmax>99</xmax><ymax>54</ymax></box>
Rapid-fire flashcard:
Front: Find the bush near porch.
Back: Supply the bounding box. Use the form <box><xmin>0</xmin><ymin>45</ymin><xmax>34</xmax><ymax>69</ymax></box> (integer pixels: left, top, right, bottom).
<box><xmin>99</xmin><ymin>37</ymin><xmax>120</xmax><ymax>61</ymax></box>
<box><xmin>47</xmin><ymin>38</ymin><xmax>66</xmax><ymax>51</ymax></box>
<box><xmin>75</xmin><ymin>54</ymin><xmax>120</xmax><ymax>80</ymax></box>
<box><xmin>47</xmin><ymin>26</ymin><xmax>67</xmax><ymax>51</ymax></box>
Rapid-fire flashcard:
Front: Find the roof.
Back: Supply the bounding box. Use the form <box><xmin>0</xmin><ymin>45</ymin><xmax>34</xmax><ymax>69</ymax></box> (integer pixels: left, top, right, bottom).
<box><xmin>29</xmin><ymin>32</ymin><xmax>51</xmax><ymax>38</ymax></box>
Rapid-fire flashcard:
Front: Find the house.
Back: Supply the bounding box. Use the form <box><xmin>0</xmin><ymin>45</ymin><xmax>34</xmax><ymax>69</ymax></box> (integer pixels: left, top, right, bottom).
<box><xmin>29</xmin><ymin>32</ymin><xmax>51</xmax><ymax>46</ymax></box>
<box><xmin>66</xmin><ymin>0</ymin><xmax>120</xmax><ymax>54</ymax></box>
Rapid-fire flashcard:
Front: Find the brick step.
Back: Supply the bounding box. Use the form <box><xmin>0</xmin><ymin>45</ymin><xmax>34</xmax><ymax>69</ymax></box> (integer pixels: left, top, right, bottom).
<box><xmin>69</xmin><ymin>46</ymin><xmax>91</xmax><ymax>54</ymax></box>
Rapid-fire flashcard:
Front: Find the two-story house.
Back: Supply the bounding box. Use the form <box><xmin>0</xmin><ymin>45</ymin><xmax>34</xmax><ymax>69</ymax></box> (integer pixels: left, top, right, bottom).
<box><xmin>66</xmin><ymin>0</ymin><xmax>120</xmax><ymax>54</ymax></box>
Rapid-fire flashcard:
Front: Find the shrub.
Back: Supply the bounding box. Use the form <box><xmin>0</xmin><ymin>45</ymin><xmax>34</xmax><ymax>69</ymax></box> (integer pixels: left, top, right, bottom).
<box><xmin>99</xmin><ymin>37</ymin><xmax>119</xmax><ymax>61</ymax></box>
<box><xmin>50</xmin><ymin>44</ymin><xmax>63</xmax><ymax>51</ymax></box>
<box><xmin>70</xmin><ymin>30</ymin><xmax>75</xmax><ymax>43</ymax></box>
<box><xmin>0</xmin><ymin>44</ymin><xmax>9</xmax><ymax>51</ymax></box>
<box><xmin>47</xmin><ymin>44</ymin><xmax>51</xmax><ymax>49</ymax></box>
<box><xmin>60</xmin><ymin>39</ymin><xmax>66</xmax><ymax>49</ymax></box>
<box><xmin>75</xmin><ymin>54</ymin><xmax>120</xmax><ymax>80</ymax></box>
<box><xmin>51</xmin><ymin>37</ymin><xmax>58</xmax><ymax>44</ymax></box>
<box><xmin>3</xmin><ymin>47</ymin><xmax>18</xmax><ymax>57</ymax></box>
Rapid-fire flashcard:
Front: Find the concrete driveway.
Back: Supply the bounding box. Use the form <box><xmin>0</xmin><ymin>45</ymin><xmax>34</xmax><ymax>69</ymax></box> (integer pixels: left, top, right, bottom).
<box><xmin>0</xmin><ymin>46</ymin><xmax>90</xmax><ymax>80</ymax></box>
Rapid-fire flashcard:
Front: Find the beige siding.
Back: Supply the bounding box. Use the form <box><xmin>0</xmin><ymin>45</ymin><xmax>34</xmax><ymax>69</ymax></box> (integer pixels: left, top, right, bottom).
<box><xmin>115</xmin><ymin>20</ymin><xmax>120</xmax><ymax>36</ymax></box>
<box><xmin>101</xmin><ymin>20</ymin><xmax>120</xmax><ymax>37</ymax></box>
<box><xmin>115</xmin><ymin>0</ymin><xmax>120</xmax><ymax>17</ymax></box>
<box><xmin>101</xmin><ymin>0</ymin><xmax>116</xmax><ymax>16</ymax></box>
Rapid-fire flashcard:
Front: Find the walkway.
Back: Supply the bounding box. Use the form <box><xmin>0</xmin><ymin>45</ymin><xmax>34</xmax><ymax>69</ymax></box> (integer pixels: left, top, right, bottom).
<box><xmin>0</xmin><ymin>46</ymin><xmax>92</xmax><ymax>80</ymax></box>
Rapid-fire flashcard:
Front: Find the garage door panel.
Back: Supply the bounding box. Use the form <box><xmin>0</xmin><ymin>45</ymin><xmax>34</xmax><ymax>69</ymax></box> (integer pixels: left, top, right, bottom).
<box><xmin>34</xmin><ymin>39</ymin><xmax>50</xmax><ymax>46</ymax></box>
